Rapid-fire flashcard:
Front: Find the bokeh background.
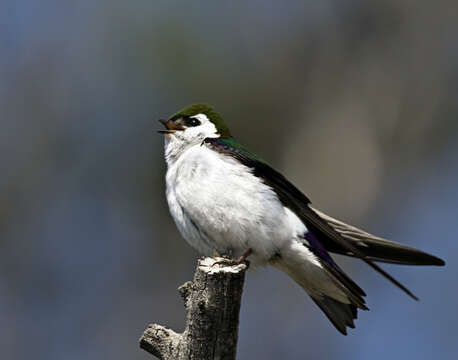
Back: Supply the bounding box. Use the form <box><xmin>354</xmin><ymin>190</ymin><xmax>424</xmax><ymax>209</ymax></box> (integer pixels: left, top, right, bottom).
<box><xmin>1</xmin><ymin>1</ymin><xmax>457</xmax><ymax>359</ymax></box>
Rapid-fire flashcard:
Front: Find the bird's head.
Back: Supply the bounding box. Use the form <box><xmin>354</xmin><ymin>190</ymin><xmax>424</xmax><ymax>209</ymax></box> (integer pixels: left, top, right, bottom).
<box><xmin>159</xmin><ymin>104</ymin><xmax>231</xmax><ymax>146</ymax></box>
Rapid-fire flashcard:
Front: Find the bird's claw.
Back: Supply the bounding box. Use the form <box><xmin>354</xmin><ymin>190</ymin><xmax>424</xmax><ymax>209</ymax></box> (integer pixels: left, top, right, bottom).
<box><xmin>214</xmin><ymin>258</ymin><xmax>248</xmax><ymax>267</ymax></box>
<box><xmin>214</xmin><ymin>248</ymin><xmax>253</xmax><ymax>268</ymax></box>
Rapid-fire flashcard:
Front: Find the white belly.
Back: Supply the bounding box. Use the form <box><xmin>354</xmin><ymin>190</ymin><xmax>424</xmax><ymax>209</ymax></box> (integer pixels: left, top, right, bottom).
<box><xmin>165</xmin><ymin>144</ymin><xmax>303</xmax><ymax>266</ymax></box>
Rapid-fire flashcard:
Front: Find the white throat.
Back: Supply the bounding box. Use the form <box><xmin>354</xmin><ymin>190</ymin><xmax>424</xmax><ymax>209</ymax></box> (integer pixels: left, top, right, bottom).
<box><xmin>163</xmin><ymin>113</ymin><xmax>220</xmax><ymax>165</ymax></box>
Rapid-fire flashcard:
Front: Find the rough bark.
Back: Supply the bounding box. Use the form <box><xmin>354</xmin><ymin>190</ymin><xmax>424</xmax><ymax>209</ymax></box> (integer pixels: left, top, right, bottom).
<box><xmin>139</xmin><ymin>257</ymin><xmax>247</xmax><ymax>360</ymax></box>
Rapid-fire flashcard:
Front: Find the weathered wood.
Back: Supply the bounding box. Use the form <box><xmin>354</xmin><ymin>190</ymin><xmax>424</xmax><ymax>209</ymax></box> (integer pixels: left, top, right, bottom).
<box><xmin>140</xmin><ymin>257</ymin><xmax>247</xmax><ymax>360</ymax></box>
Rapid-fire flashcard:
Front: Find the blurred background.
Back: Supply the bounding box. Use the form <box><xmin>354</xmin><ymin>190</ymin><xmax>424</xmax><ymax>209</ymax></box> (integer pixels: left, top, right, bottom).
<box><xmin>1</xmin><ymin>1</ymin><xmax>457</xmax><ymax>359</ymax></box>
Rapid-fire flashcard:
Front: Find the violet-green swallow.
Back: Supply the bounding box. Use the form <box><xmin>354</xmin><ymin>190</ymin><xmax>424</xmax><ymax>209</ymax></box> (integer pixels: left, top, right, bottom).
<box><xmin>159</xmin><ymin>104</ymin><xmax>445</xmax><ymax>335</ymax></box>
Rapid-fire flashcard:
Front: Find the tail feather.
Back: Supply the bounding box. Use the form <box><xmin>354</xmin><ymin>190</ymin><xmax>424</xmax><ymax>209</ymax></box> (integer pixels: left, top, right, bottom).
<box><xmin>318</xmin><ymin>260</ymin><xmax>368</xmax><ymax>310</ymax></box>
<box><xmin>311</xmin><ymin>296</ymin><xmax>359</xmax><ymax>335</ymax></box>
<box><xmin>272</xmin><ymin>240</ymin><xmax>368</xmax><ymax>335</ymax></box>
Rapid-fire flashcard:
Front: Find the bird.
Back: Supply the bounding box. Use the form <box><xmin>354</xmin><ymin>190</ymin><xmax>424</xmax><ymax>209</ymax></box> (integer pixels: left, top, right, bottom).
<box><xmin>158</xmin><ymin>103</ymin><xmax>445</xmax><ymax>335</ymax></box>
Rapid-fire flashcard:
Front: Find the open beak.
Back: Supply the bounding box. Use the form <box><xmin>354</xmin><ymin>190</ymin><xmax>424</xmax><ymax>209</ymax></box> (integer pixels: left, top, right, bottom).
<box><xmin>157</xmin><ymin>119</ymin><xmax>176</xmax><ymax>134</ymax></box>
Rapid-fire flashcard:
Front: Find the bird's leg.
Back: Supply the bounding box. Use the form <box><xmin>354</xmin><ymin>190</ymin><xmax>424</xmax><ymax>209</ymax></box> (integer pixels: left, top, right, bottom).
<box><xmin>236</xmin><ymin>248</ymin><xmax>253</xmax><ymax>264</ymax></box>
<box><xmin>214</xmin><ymin>248</ymin><xmax>253</xmax><ymax>267</ymax></box>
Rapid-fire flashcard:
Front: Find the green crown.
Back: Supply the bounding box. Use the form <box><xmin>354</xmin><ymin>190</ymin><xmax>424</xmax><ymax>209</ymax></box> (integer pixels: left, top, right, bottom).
<box><xmin>170</xmin><ymin>104</ymin><xmax>231</xmax><ymax>138</ymax></box>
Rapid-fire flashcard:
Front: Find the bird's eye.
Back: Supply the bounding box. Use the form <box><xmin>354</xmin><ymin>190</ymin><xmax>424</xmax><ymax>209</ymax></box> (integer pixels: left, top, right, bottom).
<box><xmin>185</xmin><ymin>117</ymin><xmax>201</xmax><ymax>127</ymax></box>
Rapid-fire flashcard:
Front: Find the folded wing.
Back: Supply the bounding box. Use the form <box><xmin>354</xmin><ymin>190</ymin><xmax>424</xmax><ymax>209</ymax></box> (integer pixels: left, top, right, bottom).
<box><xmin>204</xmin><ymin>137</ymin><xmax>445</xmax><ymax>301</ymax></box>
<box><xmin>312</xmin><ymin>207</ymin><xmax>445</xmax><ymax>266</ymax></box>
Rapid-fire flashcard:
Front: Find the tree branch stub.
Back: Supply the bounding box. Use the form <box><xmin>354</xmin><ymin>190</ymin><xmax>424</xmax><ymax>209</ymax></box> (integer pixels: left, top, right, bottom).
<box><xmin>140</xmin><ymin>257</ymin><xmax>247</xmax><ymax>360</ymax></box>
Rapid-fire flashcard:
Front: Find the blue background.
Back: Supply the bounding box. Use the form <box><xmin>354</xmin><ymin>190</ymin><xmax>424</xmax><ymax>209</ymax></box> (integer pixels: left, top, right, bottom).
<box><xmin>1</xmin><ymin>1</ymin><xmax>457</xmax><ymax>359</ymax></box>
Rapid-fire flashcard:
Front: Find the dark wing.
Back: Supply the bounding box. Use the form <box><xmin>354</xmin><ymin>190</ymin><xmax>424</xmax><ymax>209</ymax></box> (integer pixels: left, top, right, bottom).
<box><xmin>312</xmin><ymin>208</ymin><xmax>445</xmax><ymax>266</ymax></box>
<box><xmin>205</xmin><ymin>137</ymin><xmax>444</xmax><ymax>300</ymax></box>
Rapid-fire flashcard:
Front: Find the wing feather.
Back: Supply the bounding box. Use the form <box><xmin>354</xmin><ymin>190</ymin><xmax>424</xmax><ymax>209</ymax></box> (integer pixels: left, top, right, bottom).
<box><xmin>312</xmin><ymin>207</ymin><xmax>445</xmax><ymax>266</ymax></box>
<box><xmin>204</xmin><ymin>137</ymin><xmax>445</xmax><ymax>300</ymax></box>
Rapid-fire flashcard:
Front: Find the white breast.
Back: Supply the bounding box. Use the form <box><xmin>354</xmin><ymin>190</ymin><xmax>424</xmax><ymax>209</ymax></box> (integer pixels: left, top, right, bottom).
<box><xmin>165</xmin><ymin>142</ymin><xmax>301</xmax><ymax>266</ymax></box>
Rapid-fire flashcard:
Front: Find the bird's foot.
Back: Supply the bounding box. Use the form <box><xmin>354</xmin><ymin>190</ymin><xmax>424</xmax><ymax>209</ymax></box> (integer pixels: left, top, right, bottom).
<box><xmin>214</xmin><ymin>248</ymin><xmax>253</xmax><ymax>267</ymax></box>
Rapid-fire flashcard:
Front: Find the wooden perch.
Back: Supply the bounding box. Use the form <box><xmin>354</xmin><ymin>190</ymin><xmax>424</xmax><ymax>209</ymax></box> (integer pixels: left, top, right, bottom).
<box><xmin>139</xmin><ymin>257</ymin><xmax>248</xmax><ymax>360</ymax></box>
